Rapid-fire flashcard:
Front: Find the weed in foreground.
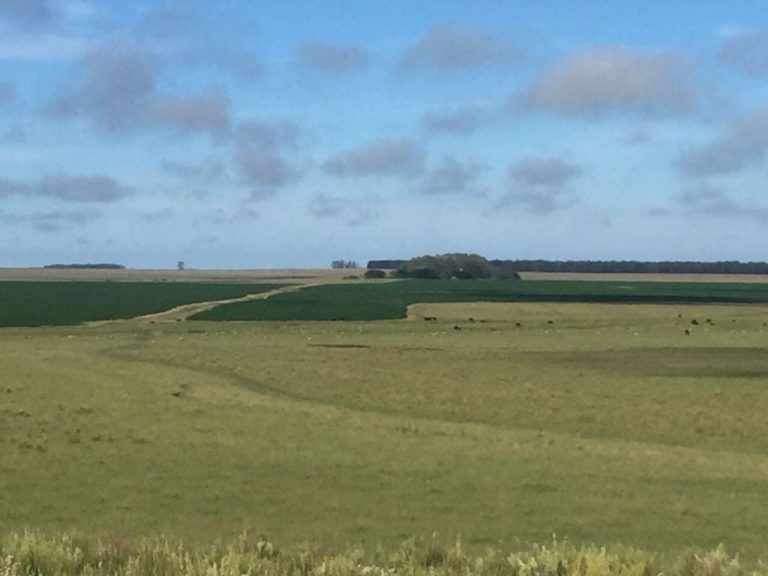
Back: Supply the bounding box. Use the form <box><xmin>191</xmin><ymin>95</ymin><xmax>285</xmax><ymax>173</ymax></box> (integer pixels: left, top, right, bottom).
<box><xmin>0</xmin><ymin>532</ymin><xmax>764</xmax><ymax>576</ymax></box>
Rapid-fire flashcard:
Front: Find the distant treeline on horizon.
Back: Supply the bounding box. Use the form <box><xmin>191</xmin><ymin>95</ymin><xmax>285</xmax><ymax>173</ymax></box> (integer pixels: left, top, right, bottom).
<box><xmin>44</xmin><ymin>263</ymin><xmax>126</xmax><ymax>269</ymax></box>
<box><xmin>367</xmin><ymin>259</ymin><xmax>768</xmax><ymax>275</ymax></box>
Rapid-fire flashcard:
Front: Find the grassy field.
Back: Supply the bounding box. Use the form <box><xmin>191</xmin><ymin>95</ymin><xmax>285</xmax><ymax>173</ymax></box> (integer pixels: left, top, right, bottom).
<box><xmin>191</xmin><ymin>278</ymin><xmax>768</xmax><ymax>321</ymax></box>
<box><xmin>0</xmin><ymin>282</ymin><xmax>283</xmax><ymax>327</ymax></box>
<box><xmin>3</xmin><ymin>297</ymin><xmax>768</xmax><ymax>553</ymax></box>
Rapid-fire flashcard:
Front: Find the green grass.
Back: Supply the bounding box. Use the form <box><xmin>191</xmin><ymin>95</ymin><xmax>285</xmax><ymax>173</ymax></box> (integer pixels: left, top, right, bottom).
<box><xmin>3</xmin><ymin>302</ymin><xmax>768</xmax><ymax>552</ymax></box>
<box><xmin>190</xmin><ymin>279</ymin><xmax>768</xmax><ymax>322</ymax></box>
<box><xmin>0</xmin><ymin>282</ymin><xmax>282</xmax><ymax>326</ymax></box>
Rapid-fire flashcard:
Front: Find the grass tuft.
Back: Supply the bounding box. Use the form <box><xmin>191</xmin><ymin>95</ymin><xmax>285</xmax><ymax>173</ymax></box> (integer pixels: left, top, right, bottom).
<box><xmin>1</xmin><ymin>532</ymin><xmax>765</xmax><ymax>576</ymax></box>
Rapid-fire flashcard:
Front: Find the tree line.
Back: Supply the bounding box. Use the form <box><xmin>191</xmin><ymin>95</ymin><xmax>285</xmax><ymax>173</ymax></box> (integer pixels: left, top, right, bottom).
<box><xmin>368</xmin><ymin>259</ymin><xmax>768</xmax><ymax>275</ymax></box>
<box><xmin>44</xmin><ymin>263</ymin><xmax>126</xmax><ymax>269</ymax></box>
<box><xmin>490</xmin><ymin>260</ymin><xmax>768</xmax><ymax>275</ymax></box>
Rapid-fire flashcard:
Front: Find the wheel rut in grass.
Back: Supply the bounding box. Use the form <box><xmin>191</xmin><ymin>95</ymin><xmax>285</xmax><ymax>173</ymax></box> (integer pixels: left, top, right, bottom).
<box><xmin>96</xmin><ymin>345</ymin><xmax>768</xmax><ymax>465</ymax></box>
<box><xmin>89</xmin><ymin>347</ymin><xmax>768</xmax><ymax>479</ymax></box>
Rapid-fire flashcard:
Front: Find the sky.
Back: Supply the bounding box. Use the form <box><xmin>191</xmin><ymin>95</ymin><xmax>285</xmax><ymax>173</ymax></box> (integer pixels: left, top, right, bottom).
<box><xmin>1</xmin><ymin>1</ymin><xmax>768</xmax><ymax>268</ymax></box>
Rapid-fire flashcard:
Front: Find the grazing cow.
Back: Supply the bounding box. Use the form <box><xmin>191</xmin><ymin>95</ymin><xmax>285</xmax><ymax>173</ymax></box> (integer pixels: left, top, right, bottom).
<box><xmin>424</xmin><ymin>316</ymin><xmax>437</xmax><ymax>322</ymax></box>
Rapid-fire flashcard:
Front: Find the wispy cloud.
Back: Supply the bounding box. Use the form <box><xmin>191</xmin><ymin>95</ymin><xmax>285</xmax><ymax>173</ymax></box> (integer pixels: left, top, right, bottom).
<box><xmin>144</xmin><ymin>90</ymin><xmax>230</xmax><ymax>137</ymax></box>
<box><xmin>679</xmin><ymin>186</ymin><xmax>768</xmax><ymax>222</ymax></box>
<box><xmin>133</xmin><ymin>4</ymin><xmax>262</xmax><ymax>82</ymax></box>
<box><xmin>401</xmin><ymin>24</ymin><xmax>513</xmax><ymax>71</ymax></box>
<box><xmin>420</xmin><ymin>156</ymin><xmax>486</xmax><ymax>195</ymax></box>
<box><xmin>3</xmin><ymin>125</ymin><xmax>28</xmax><ymax>144</ymax></box>
<box><xmin>324</xmin><ymin>138</ymin><xmax>426</xmax><ymax>178</ymax></box>
<box><xmin>0</xmin><ymin>208</ymin><xmax>101</xmax><ymax>232</ymax></box>
<box><xmin>718</xmin><ymin>28</ymin><xmax>768</xmax><ymax>76</ymax></box>
<box><xmin>0</xmin><ymin>174</ymin><xmax>133</xmax><ymax>203</ymax></box>
<box><xmin>27</xmin><ymin>209</ymin><xmax>101</xmax><ymax>231</ymax></box>
<box><xmin>499</xmin><ymin>157</ymin><xmax>582</xmax><ymax>213</ymax></box>
<box><xmin>422</xmin><ymin>105</ymin><xmax>488</xmax><ymax>135</ymax></box>
<box><xmin>0</xmin><ymin>80</ymin><xmax>15</xmax><ymax>104</ymax></box>
<box><xmin>516</xmin><ymin>47</ymin><xmax>697</xmax><ymax>117</ymax></box>
<box><xmin>297</xmin><ymin>42</ymin><xmax>367</xmax><ymax>74</ymax></box>
<box><xmin>160</xmin><ymin>159</ymin><xmax>227</xmax><ymax>182</ymax></box>
<box><xmin>308</xmin><ymin>192</ymin><xmax>380</xmax><ymax>225</ymax></box>
<box><xmin>47</xmin><ymin>43</ymin><xmax>231</xmax><ymax>138</ymax></box>
<box><xmin>0</xmin><ymin>0</ymin><xmax>55</xmax><ymax>30</ymax></box>
<box><xmin>47</xmin><ymin>44</ymin><xmax>158</xmax><ymax>131</ymax></box>
<box><xmin>677</xmin><ymin>107</ymin><xmax>768</xmax><ymax>177</ymax></box>
<box><xmin>234</xmin><ymin>120</ymin><xmax>303</xmax><ymax>199</ymax></box>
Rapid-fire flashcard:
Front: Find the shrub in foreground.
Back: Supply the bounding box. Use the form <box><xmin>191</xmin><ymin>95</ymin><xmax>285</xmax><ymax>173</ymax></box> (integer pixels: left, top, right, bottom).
<box><xmin>0</xmin><ymin>532</ymin><xmax>760</xmax><ymax>576</ymax></box>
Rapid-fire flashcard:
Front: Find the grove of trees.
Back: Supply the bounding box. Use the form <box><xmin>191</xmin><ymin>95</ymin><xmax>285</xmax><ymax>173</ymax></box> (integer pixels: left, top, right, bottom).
<box><xmin>394</xmin><ymin>254</ymin><xmax>520</xmax><ymax>280</ymax></box>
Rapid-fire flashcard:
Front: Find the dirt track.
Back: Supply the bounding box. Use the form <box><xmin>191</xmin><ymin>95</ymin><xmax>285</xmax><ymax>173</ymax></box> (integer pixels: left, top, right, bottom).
<box><xmin>87</xmin><ymin>283</ymin><xmax>317</xmax><ymax>326</ymax></box>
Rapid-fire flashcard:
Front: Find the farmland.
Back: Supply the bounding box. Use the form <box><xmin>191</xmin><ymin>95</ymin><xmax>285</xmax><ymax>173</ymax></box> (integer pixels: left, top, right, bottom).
<box><xmin>2</xmin><ymin>277</ymin><xmax>768</xmax><ymax>556</ymax></box>
<box><xmin>191</xmin><ymin>278</ymin><xmax>768</xmax><ymax>321</ymax></box>
<box><xmin>0</xmin><ymin>282</ymin><xmax>283</xmax><ymax>327</ymax></box>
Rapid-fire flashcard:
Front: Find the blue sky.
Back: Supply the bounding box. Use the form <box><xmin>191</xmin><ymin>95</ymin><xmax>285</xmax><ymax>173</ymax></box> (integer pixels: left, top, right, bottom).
<box><xmin>1</xmin><ymin>0</ymin><xmax>768</xmax><ymax>268</ymax></box>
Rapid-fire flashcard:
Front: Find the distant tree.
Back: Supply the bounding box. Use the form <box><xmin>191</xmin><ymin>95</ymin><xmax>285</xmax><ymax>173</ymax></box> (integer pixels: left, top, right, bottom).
<box><xmin>177</xmin><ymin>261</ymin><xmax>185</xmax><ymax>271</ymax></box>
<box><xmin>364</xmin><ymin>269</ymin><xmax>387</xmax><ymax>279</ymax></box>
<box><xmin>331</xmin><ymin>260</ymin><xmax>358</xmax><ymax>269</ymax></box>
<box><xmin>489</xmin><ymin>259</ymin><xmax>768</xmax><ymax>275</ymax></box>
<box><xmin>367</xmin><ymin>260</ymin><xmax>407</xmax><ymax>269</ymax></box>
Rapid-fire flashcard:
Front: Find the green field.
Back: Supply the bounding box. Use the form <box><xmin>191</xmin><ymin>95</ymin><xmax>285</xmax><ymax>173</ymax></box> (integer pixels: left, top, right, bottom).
<box><xmin>0</xmin><ymin>282</ymin><xmax>282</xmax><ymax>327</ymax></box>
<box><xmin>191</xmin><ymin>279</ymin><xmax>768</xmax><ymax>321</ymax></box>
<box><xmin>3</xmin><ymin>291</ymin><xmax>768</xmax><ymax>554</ymax></box>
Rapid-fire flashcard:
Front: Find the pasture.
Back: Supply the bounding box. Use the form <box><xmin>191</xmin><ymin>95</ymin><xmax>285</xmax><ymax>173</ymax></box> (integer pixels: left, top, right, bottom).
<box><xmin>3</xmin><ymin>283</ymin><xmax>768</xmax><ymax>554</ymax></box>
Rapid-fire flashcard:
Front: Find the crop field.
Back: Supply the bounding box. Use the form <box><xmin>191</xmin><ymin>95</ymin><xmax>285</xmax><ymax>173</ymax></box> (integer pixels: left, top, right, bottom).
<box><xmin>0</xmin><ymin>267</ymin><xmax>357</xmax><ymax>283</ymax></box>
<box><xmin>521</xmin><ymin>272</ymin><xmax>768</xmax><ymax>283</ymax></box>
<box><xmin>191</xmin><ymin>278</ymin><xmax>768</xmax><ymax>321</ymax></box>
<box><xmin>0</xmin><ymin>282</ymin><xmax>283</xmax><ymax>327</ymax></box>
<box><xmin>3</xmin><ymin>283</ymin><xmax>768</xmax><ymax>555</ymax></box>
